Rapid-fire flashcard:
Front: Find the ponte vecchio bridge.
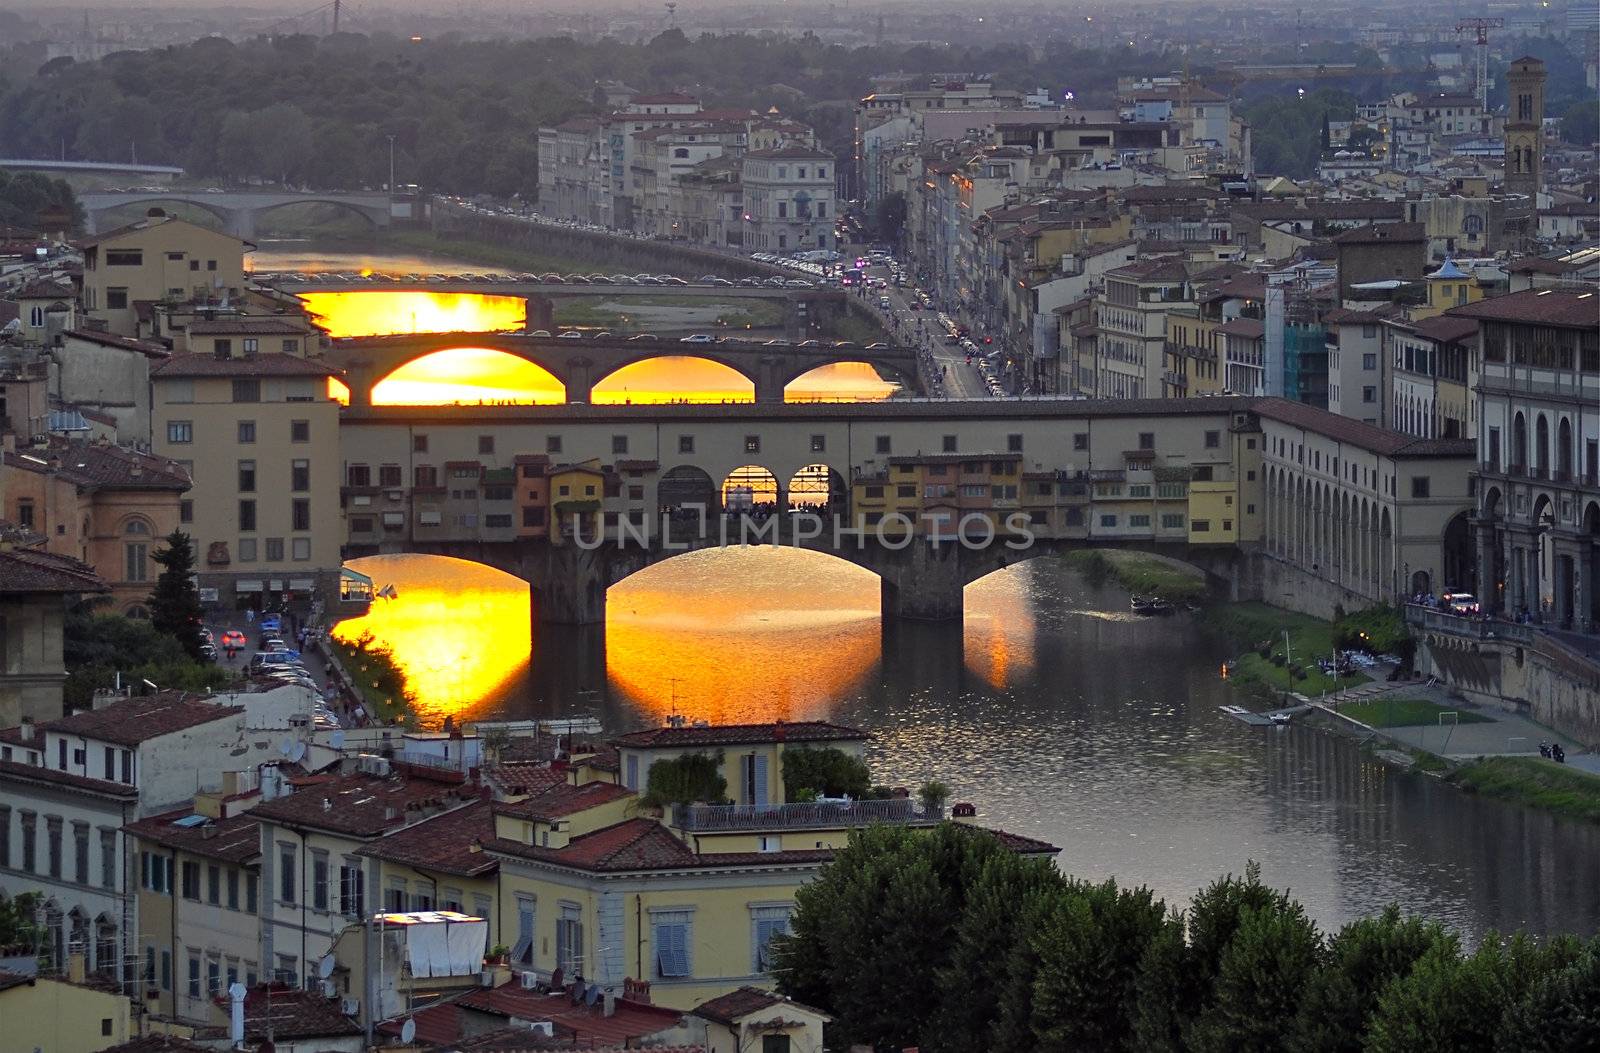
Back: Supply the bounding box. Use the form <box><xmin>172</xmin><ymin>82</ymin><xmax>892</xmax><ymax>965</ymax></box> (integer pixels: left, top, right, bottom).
<box><xmin>338</xmin><ymin>397</ymin><xmax>1262</xmax><ymax>623</ymax></box>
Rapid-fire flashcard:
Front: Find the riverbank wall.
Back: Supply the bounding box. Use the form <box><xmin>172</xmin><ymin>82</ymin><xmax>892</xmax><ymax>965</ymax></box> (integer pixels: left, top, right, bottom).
<box><xmin>1254</xmin><ymin>553</ymin><xmax>1381</xmax><ymax>620</ymax></box>
<box><xmin>1411</xmin><ymin>625</ymin><xmax>1600</xmax><ymax>749</ymax></box>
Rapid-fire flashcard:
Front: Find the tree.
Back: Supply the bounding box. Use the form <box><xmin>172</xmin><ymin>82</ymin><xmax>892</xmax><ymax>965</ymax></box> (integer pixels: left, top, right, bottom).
<box><xmin>1558</xmin><ymin>100</ymin><xmax>1599</xmax><ymax>145</ymax></box>
<box><xmin>780</xmin><ymin>746</ymin><xmax>871</xmax><ymax>801</ymax></box>
<box><xmin>0</xmin><ymin>891</ymin><xmax>44</xmax><ymax>951</ymax></box>
<box><xmin>1031</xmin><ymin>878</ymin><xmax>1170</xmax><ymax>1052</ymax></box>
<box><xmin>1289</xmin><ymin>906</ymin><xmax>1454</xmax><ymax>1053</ymax></box>
<box><xmin>1494</xmin><ymin>938</ymin><xmax>1600</xmax><ymax>1052</ymax></box>
<box><xmin>148</xmin><ymin>530</ymin><xmax>206</xmax><ymax>661</ymax></box>
<box><xmin>1319</xmin><ymin>111</ymin><xmax>1331</xmax><ymax>153</ymax></box>
<box><xmin>1191</xmin><ymin>902</ymin><xmax>1325</xmax><ymax>1052</ymax></box>
<box><xmin>871</xmin><ymin>191</ymin><xmax>907</xmax><ymax>245</ymax></box>
<box><xmin>0</xmin><ymin>167</ymin><xmax>82</xmax><ymax>231</ymax></box>
<box><xmin>641</xmin><ymin>752</ymin><xmax>727</xmax><ymax>808</ymax></box>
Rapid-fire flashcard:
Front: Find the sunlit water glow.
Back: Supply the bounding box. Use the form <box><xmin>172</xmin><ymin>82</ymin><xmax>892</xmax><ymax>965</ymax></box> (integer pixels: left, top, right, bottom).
<box><xmin>332</xmin><ymin>550</ymin><xmax>1600</xmax><ymax>942</ymax></box>
<box><xmin>301</xmin><ymin>290</ymin><xmax>528</xmax><ymax>338</ymax></box>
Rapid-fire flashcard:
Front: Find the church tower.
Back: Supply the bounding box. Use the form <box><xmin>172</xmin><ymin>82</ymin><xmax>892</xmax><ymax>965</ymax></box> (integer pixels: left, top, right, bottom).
<box><xmin>1503</xmin><ymin>56</ymin><xmax>1546</xmax><ymax>209</ymax></box>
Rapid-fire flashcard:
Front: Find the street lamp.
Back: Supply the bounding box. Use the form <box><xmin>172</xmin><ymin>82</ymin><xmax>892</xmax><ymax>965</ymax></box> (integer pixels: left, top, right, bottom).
<box><xmin>386</xmin><ymin>135</ymin><xmax>397</xmax><ymax>196</ymax></box>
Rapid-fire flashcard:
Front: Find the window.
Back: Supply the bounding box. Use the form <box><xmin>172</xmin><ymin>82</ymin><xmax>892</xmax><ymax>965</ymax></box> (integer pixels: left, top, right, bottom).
<box><xmin>339</xmin><ymin>862</ymin><xmax>365</xmax><ymax>917</ymax></box>
<box><xmin>512</xmin><ymin>896</ymin><xmax>535</xmax><ymax>965</ymax></box>
<box><xmin>236</xmin><ymin>419</ymin><xmax>256</xmax><ymax>444</ymax></box>
<box><xmin>238</xmin><ymin>460</ymin><xmax>256</xmax><ymax>492</ymax></box>
<box><xmin>239</xmin><ymin>500</ymin><xmax>256</xmax><ymax>532</ymax></box>
<box><xmin>652</xmin><ymin>910</ymin><xmax>692</xmax><ymax>978</ymax></box>
<box><xmin>126</xmin><ymin>542</ymin><xmax>149</xmax><ymax>583</ymax></box>
<box><xmin>378</xmin><ymin>464</ymin><xmax>402</xmax><ymax>488</ymax></box>
<box><xmin>231</xmin><ymin>379</ymin><xmax>261</xmax><ymax>403</ymax></box>
<box><xmin>557</xmin><ymin>903</ymin><xmax>585</xmax><ymax>974</ymax></box>
<box><xmin>264</xmin><ymin>538</ymin><xmax>284</xmax><ymax>562</ymax></box>
<box><xmin>160</xmin><ymin>950</ymin><xmax>171</xmax><ymax>991</ymax></box>
<box><xmin>187</xmin><ymin>953</ymin><xmax>201</xmax><ymax>998</ymax></box>
<box><xmin>1138</xmin><ymin>432</ymin><xmax>1155</xmax><ymax>450</ymax></box>
<box><xmin>1073</xmin><ymin>432</ymin><xmax>1089</xmax><ymax>450</ymax></box>
<box><xmin>1129</xmin><ymin>514</ymin><xmax>1151</xmax><ymax>528</ymax></box>
<box><xmin>292</xmin><ymin>499</ymin><xmax>311</xmax><ymax>531</ymax></box>
<box><xmin>478</xmin><ymin>435</ymin><xmax>495</xmax><ymax>455</ymax></box>
<box><xmin>744</xmin><ymin>435</ymin><xmax>761</xmax><ymax>454</ymax></box>
<box><xmin>227</xmin><ymin>868</ymin><xmax>239</xmax><ymax>910</ymax></box>
<box><xmin>181</xmin><ymin>860</ymin><xmax>200</xmax><ymax>900</ymax></box>
<box><xmin>763</xmin><ymin>1036</ymin><xmax>792</xmax><ymax>1053</ymax></box>
<box><xmin>611</xmin><ymin>434</ymin><xmax>630</xmax><ymax>455</ymax></box>
<box><xmin>167</xmin><ymin>421</ymin><xmax>193</xmax><ymax>444</ymax></box>
<box><xmin>46</xmin><ymin>816</ymin><xmax>62</xmax><ymax>878</ymax></box>
<box><xmin>274</xmin><ymin>955</ymin><xmax>297</xmax><ymax>988</ymax></box>
<box><xmin>246</xmin><ymin>873</ymin><xmax>258</xmax><ymax>914</ymax></box>
<box><xmin>1100</xmin><ymin>514</ymin><xmax>1118</xmax><ymax>528</ymax></box>
<box><xmin>214</xmin><ymin>339</ymin><xmax>233</xmax><ymax>359</ymax></box>
<box><xmin>1362</xmin><ymin>353</ymin><xmax>1377</xmax><ymax>370</ymax></box>
<box><xmin>311</xmin><ymin>851</ymin><xmax>329</xmax><ymax>911</ymax></box>
<box><xmin>678</xmin><ymin>435</ymin><xmax>694</xmax><ymax>454</ymax></box>
<box><xmin>810</xmin><ymin>434</ymin><xmax>826</xmax><ymax>453</ymax></box>
<box><xmin>99</xmin><ymin>828</ymin><xmax>116</xmax><ymax>888</ymax></box>
<box><xmin>278</xmin><ymin>843</ymin><xmax>296</xmax><ymax>904</ymax></box>
<box><xmin>1362</xmin><ymin>386</ymin><xmax>1376</xmax><ymax>403</ymax></box>
<box><xmin>290</xmin><ymin>419</ymin><xmax>310</xmax><ymax>443</ymax></box>
<box><xmin>1204</xmin><ymin>430</ymin><xmax>1220</xmax><ymax>449</ymax></box>
<box><xmin>106</xmin><ymin>249</ymin><xmax>143</xmax><ymax>266</ymax></box>
<box><xmin>106</xmin><ymin>288</ymin><xmax>129</xmax><ymax>310</ymax></box>
<box><xmin>180</xmin><ymin>500</ymin><xmax>193</xmax><ymax>523</ymax></box>
<box><xmin>1192</xmin><ymin>519</ymin><xmax>1211</xmax><ymax>532</ymax></box>
<box><xmin>292</xmin><ymin>460</ymin><xmax>310</xmax><ymax>491</ymax></box>
<box><xmin>238</xmin><ymin>538</ymin><xmax>257</xmax><ymax>562</ymax></box>
<box><xmin>73</xmin><ymin>821</ymin><xmax>89</xmax><ymax>884</ymax></box>
<box><xmin>876</xmin><ymin>435</ymin><xmax>892</xmax><ymax>454</ymax></box>
<box><xmin>752</xmin><ymin>905</ymin><xmax>792</xmax><ymax>971</ymax></box>
<box><xmin>1410</xmin><ymin>477</ymin><xmax>1430</xmax><ymax>499</ymax></box>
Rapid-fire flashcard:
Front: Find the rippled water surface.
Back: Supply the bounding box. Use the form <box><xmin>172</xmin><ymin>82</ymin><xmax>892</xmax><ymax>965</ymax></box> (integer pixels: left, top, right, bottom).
<box><xmin>335</xmin><ymin>550</ymin><xmax>1600</xmax><ymax>939</ymax></box>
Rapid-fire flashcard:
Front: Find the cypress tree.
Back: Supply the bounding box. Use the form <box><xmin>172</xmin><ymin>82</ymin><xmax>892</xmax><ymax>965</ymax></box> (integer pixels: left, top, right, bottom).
<box><xmin>148</xmin><ymin>530</ymin><xmax>207</xmax><ymax>661</ymax></box>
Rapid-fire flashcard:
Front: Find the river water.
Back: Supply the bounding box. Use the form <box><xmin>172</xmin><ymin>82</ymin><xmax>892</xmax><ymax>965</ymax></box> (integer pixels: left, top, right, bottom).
<box><xmin>334</xmin><ymin>550</ymin><xmax>1600</xmax><ymax>943</ymax></box>
<box><xmin>296</xmin><ymin>242</ymin><xmax>1600</xmax><ymax>941</ymax></box>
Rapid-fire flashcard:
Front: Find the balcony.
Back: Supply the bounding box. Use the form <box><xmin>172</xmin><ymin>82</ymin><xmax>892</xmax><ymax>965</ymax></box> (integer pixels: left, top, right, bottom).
<box><xmin>673</xmin><ymin>798</ymin><xmax>942</xmax><ymax>832</ymax></box>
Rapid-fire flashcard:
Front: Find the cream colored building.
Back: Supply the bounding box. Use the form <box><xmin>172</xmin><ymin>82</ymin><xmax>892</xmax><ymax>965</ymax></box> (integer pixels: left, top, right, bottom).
<box><xmin>79</xmin><ymin>213</ymin><xmax>251</xmax><ymax>337</ymax></box>
<box><xmin>0</xmin><ymin>957</ymin><xmax>135</xmax><ymax>1052</ymax></box>
<box><xmin>148</xmin><ymin>351</ymin><xmax>342</xmax><ymax>610</ymax></box>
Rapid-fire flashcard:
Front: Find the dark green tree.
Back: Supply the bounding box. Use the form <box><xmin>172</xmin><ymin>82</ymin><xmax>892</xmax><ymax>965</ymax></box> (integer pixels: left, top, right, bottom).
<box><xmin>1289</xmin><ymin>906</ymin><xmax>1454</xmax><ymax>1053</ymax></box>
<box><xmin>1494</xmin><ymin>938</ymin><xmax>1600</xmax><ymax>1052</ymax></box>
<box><xmin>1558</xmin><ymin>99</ymin><xmax>1599</xmax><ymax>146</ymax></box>
<box><xmin>1032</xmin><ymin>878</ymin><xmax>1170</xmax><ymax>1052</ymax></box>
<box><xmin>991</xmin><ymin>880</ymin><xmax>1078</xmax><ymax>1051</ymax></box>
<box><xmin>1191</xmin><ymin>902</ymin><xmax>1325</xmax><ymax>1052</ymax></box>
<box><xmin>1319</xmin><ymin>111</ymin><xmax>1331</xmax><ymax>153</ymax></box>
<box><xmin>0</xmin><ymin>891</ymin><xmax>44</xmax><ymax>951</ymax></box>
<box><xmin>641</xmin><ymin>752</ymin><xmax>727</xmax><ymax>807</ymax></box>
<box><xmin>148</xmin><ymin>530</ymin><xmax>206</xmax><ymax>661</ymax></box>
<box><xmin>780</xmin><ymin>746</ymin><xmax>871</xmax><ymax>800</ymax></box>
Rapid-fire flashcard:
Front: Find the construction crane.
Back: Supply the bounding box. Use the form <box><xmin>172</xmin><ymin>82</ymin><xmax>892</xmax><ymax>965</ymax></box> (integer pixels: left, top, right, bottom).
<box><xmin>1456</xmin><ymin>17</ymin><xmax>1504</xmax><ymax>111</ymax></box>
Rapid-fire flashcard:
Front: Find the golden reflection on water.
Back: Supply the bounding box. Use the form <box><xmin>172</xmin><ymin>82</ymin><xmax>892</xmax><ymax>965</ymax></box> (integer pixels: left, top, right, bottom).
<box><xmin>332</xmin><ymin>555</ymin><xmax>532</xmax><ymax>724</ymax></box>
<box><xmin>593</xmin><ymin>356</ymin><xmax>754</xmax><ymax>404</ymax></box>
<box><xmin>333</xmin><ymin>551</ymin><xmax>1040</xmax><ymax>725</ymax></box>
<box><xmin>300</xmin><ymin>291</ymin><xmax>527</xmax><ymax>338</ymax></box>
<box><xmin>373</xmin><ymin>348</ymin><xmax>565</xmax><ymax>406</ymax></box>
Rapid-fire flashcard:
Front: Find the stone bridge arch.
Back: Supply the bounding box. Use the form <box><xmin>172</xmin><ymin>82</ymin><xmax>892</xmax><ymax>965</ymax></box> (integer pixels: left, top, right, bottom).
<box><xmin>776</xmin><ymin>356</ymin><xmax>918</xmax><ymax>395</ymax></box>
<box><xmin>250</xmin><ymin>197</ymin><xmax>388</xmax><ymax>232</ymax></box>
<box><xmin>88</xmin><ymin>195</ymin><xmax>235</xmax><ymax>232</ymax></box>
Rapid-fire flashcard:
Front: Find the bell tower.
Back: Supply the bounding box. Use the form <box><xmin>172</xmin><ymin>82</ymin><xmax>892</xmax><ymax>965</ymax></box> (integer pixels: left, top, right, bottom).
<box><xmin>1503</xmin><ymin>56</ymin><xmax>1545</xmax><ymax>209</ymax></box>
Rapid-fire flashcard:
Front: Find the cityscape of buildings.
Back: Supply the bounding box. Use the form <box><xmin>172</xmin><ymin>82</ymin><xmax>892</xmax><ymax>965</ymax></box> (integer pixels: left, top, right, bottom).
<box><xmin>0</xmin><ymin>3</ymin><xmax>1597</xmax><ymax>1050</ymax></box>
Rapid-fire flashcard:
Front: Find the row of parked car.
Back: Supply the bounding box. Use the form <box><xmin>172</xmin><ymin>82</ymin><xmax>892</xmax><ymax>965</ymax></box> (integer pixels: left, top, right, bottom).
<box><xmin>521</xmin><ymin>329</ymin><xmax>890</xmax><ymax>350</ymax></box>
<box><xmin>253</xmin><ymin>270</ymin><xmax>820</xmax><ymax>290</ymax></box>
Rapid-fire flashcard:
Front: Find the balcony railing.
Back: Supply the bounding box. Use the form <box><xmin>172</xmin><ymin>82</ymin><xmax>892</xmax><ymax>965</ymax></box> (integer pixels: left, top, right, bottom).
<box><xmin>673</xmin><ymin>798</ymin><xmax>941</xmax><ymax>832</ymax></box>
<box><xmin>1403</xmin><ymin>604</ymin><xmax>1534</xmax><ymax>644</ymax></box>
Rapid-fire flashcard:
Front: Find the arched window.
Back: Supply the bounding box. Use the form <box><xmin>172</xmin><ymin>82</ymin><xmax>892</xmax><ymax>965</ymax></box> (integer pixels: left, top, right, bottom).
<box><xmin>1536</xmin><ymin>414</ymin><xmax>1550</xmax><ymax>477</ymax></box>
<box><xmin>123</xmin><ymin>519</ymin><xmax>152</xmax><ymax>583</ymax></box>
<box><xmin>1463</xmin><ymin>214</ymin><xmax>1484</xmax><ymax>235</ymax></box>
<box><xmin>28</xmin><ymin>306</ymin><xmax>43</xmax><ymax>327</ymax></box>
<box><xmin>123</xmin><ymin>519</ymin><xmax>151</xmax><ymax>535</ymax></box>
<box><xmin>1513</xmin><ymin>412</ymin><xmax>1528</xmax><ymax>472</ymax></box>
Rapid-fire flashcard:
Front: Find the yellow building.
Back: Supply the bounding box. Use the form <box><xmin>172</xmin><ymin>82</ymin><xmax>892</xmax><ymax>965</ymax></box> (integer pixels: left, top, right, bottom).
<box><xmin>1408</xmin><ymin>257</ymin><xmax>1484</xmax><ymax>321</ymax></box>
<box><xmin>80</xmin><ymin>213</ymin><xmax>251</xmax><ymax>337</ymax></box>
<box><xmin>614</xmin><ymin>720</ymin><xmax>868</xmax><ymax>806</ymax></box>
<box><xmin>148</xmin><ymin>350</ymin><xmax>343</xmax><ymax>610</ymax></box>
<box><xmin>0</xmin><ymin>958</ymin><xmax>134</xmax><ymax>1052</ymax></box>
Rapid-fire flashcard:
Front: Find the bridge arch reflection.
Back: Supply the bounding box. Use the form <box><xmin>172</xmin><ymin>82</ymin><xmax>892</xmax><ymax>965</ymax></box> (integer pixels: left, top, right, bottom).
<box><xmin>369</xmin><ymin>347</ymin><xmax>567</xmax><ymax>405</ymax></box>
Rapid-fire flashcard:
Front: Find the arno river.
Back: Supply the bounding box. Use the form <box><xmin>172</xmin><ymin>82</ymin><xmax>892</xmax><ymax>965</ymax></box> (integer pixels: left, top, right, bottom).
<box><xmin>284</xmin><ymin>240</ymin><xmax>1600</xmax><ymax>941</ymax></box>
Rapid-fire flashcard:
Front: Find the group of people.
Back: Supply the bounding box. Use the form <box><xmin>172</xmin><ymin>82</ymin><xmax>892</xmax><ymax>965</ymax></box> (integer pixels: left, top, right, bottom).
<box><xmin>1539</xmin><ymin>741</ymin><xmax>1568</xmax><ymax>763</ymax></box>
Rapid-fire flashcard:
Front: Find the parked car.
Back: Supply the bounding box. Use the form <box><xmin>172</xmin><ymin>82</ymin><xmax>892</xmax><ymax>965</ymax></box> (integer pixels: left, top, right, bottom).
<box><xmin>679</xmin><ymin>333</ymin><xmax>715</xmax><ymax>344</ymax></box>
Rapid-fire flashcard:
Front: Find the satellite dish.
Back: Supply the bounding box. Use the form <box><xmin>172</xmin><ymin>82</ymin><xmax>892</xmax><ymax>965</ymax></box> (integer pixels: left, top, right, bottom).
<box><xmin>317</xmin><ymin>954</ymin><xmax>336</xmax><ymax>979</ymax></box>
<box><xmin>585</xmin><ymin>984</ymin><xmax>601</xmax><ymax>1006</ymax></box>
<box><xmin>290</xmin><ymin>742</ymin><xmax>308</xmax><ymax>763</ymax></box>
<box><xmin>279</xmin><ymin>739</ymin><xmax>295</xmax><ymax>757</ymax></box>
<box><xmin>400</xmin><ymin>1018</ymin><xmax>417</xmax><ymax>1044</ymax></box>
<box><xmin>331</xmin><ymin>730</ymin><xmax>346</xmax><ymax>749</ymax></box>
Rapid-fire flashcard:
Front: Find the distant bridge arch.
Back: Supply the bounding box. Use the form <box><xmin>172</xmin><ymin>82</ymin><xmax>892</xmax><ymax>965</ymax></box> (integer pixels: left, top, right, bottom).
<box><xmin>79</xmin><ymin>189</ymin><xmax>393</xmax><ymax>239</ymax></box>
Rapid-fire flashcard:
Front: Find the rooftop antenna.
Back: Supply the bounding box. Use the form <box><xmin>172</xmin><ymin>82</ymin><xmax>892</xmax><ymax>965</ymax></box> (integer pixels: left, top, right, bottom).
<box><xmin>664</xmin><ymin>2</ymin><xmax>676</xmax><ymax>28</ymax></box>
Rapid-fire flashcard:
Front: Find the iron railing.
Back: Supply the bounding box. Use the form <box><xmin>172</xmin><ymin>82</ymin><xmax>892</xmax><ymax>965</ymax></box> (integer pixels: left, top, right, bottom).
<box><xmin>673</xmin><ymin>798</ymin><xmax>941</xmax><ymax>831</ymax></box>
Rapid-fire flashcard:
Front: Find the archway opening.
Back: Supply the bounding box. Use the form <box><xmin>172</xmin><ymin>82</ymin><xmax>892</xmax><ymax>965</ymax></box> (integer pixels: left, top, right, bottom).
<box><xmin>784</xmin><ymin>362</ymin><xmax>901</xmax><ymax>402</ymax></box>
<box><xmin>299</xmin><ymin>291</ymin><xmax>527</xmax><ymax>338</ymax></box>
<box><xmin>1585</xmin><ymin>501</ymin><xmax>1600</xmax><ymax>628</ymax></box>
<box><xmin>787</xmin><ymin>464</ymin><xmax>845</xmax><ymax>512</ymax></box>
<box><xmin>1441</xmin><ymin>510</ymin><xmax>1473</xmax><ymax>595</ymax></box>
<box><xmin>332</xmin><ymin>553</ymin><xmax>534</xmax><ymax>723</ymax></box>
<box><xmin>659</xmin><ymin>465</ymin><xmax>717</xmax><ymax>510</ymax></box>
<box><xmin>369</xmin><ymin>347</ymin><xmax>566</xmax><ymax>406</ymax></box>
<box><xmin>592</xmin><ymin>356</ymin><xmax>754</xmax><ymax>404</ymax></box>
<box><xmin>721</xmin><ymin>465</ymin><xmax>779</xmax><ymax>512</ymax></box>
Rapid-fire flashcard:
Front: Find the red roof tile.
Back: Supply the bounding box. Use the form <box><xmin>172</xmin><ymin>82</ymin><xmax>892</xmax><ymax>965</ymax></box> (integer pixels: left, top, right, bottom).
<box><xmin>151</xmin><ymin>352</ymin><xmax>339</xmax><ymax>378</ymax></box>
<box><xmin>358</xmin><ymin>798</ymin><xmax>497</xmax><ymax>877</ymax></box>
<box><xmin>124</xmin><ymin>808</ymin><xmax>261</xmax><ymax>864</ymax></box>
<box><xmin>61</xmin><ymin>328</ymin><xmax>170</xmax><ymax>358</ymax></box>
<box><xmin>0</xmin><ymin>758</ymin><xmax>137</xmax><ymax>798</ymax></box>
<box><xmin>0</xmin><ymin>546</ymin><xmax>108</xmax><ymax>594</ymax></box>
<box><xmin>494</xmin><ymin>781</ymin><xmax>633</xmax><ymax>821</ymax></box>
<box><xmin>249</xmin><ymin>772</ymin><xmax>480</xmax><ymax>838</ymax></box>
<box><xmin>214</xmin><ymin>985</ymin><xmax>362</xmax><ymax>1040</ymax></box>
<box><xmin>611</xmin><ymin>721</ymin><xmax>866</xmax><ymax>749</ymax></box>
<box><xmin>44</xmin><ymin>692</ymin><xmax>243</xmax><ymax>746</ymax></box>
<box><xmin>455</xmin><ymin>982</ymin><xmax>685</xmax><ymax>1046</ymax></box>
<box><xmin>692</xmin><ymin>986</ymin><xmax>830</xmax><ymax>1025</ymax></box>
<box><xmin>1331</xmin><ymin>221</ymin><xmax>1425</xmax><ymax>244</ymax></box>
<box><xmin>1447</xmin><ymin>288</ymin><xmax>1599</xmax><ymax>329</ymax></box>
<box><xmin>1254</xmin><ymin>397</ymin><xmax>1475</xmax><ymax>458</ymax></box>
<box><xmin>5</xmin><ymin>437</ymin><xmax>190</xmax><ymax>491</ymax></box>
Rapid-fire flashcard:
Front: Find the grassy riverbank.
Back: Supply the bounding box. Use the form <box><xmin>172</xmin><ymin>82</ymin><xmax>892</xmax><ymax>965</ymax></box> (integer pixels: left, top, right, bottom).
<box><xmin>1447</xmin><ymin>756</ymin><xmax>1600</xmax><ymax>822</ymax></box>
<box><xmin>1206</xmin><ymin>601</ymin><xmax>1369</xmax><ymax>696</ymax></box>
<box><xmin>326</xmin><ymin>630</ymin><xmax>415</xmax><ymax>725</ymax></box>
<box><xmin>1065</xmin><ymin>549</ymin><xmax>1209</xmax><ymax>602</ymax></box>
<box><xmin>1339</xmin><ymin>698</ymin><xmax>1491</xmax><ymax>727</ymax></box>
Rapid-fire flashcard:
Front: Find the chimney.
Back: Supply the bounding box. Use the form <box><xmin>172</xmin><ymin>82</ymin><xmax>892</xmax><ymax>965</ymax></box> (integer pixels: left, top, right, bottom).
<box><xmin>229</xmin><ymin>979</ymin><xmax>247</xmax><ymax>1046</ymax></box>
<box><xmin>18</xmin><ymin>717</ymin><xmax>33</xmax><ymax>742</ymax></box>
<box><xmin>68</xmin><ymin>950</ymin><xmax>87</xmax><ymax>984</ymax></box>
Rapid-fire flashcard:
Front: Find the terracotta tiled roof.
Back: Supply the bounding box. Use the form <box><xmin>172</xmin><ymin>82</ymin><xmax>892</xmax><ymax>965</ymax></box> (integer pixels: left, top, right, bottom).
<box><xmin>1331</xmin><ymin>221</ymin><xmax>1425</xmax><ymax>244</ymax></box>
<box><xmin>745</xmin><ymin>145</ymin><xmax>833</xmax><ymax>160</ymax></box>
<box><xmin>61</xmin><ymin>328</ymin><xmax>170</xmax><ymax>357</ymax></box>
<box><xmin>986</xmin><ymin>828</ymin><xmax>1063</xmax><ymax>855</ymax></box>
<box><xmin>186</xmin><ymin>318</ymin><xmax>308</xmax><ymax>335</ymax></box>
<box><xmin>484</xmin><ymin>761</ymin><xmax>569</xmax><ymax>799</ymax></box>
<box><xmin>494</xmin><ymin>781</ymin><xmax>633</xmax><ymax>821</ymax></box>
<box><xmin>1410</xmin><ymin>314</ymin><xmax>1478</xmax><ymax>344</ymax></box>
<box><xmin>151</xmin><ymin>352</ymin><xmax>339</xmax><ymax>378</ymax></box>
<box><xmin>692</xmin><ymin>986</ymin><xmax>830</xmax><ymax>1025</ymax></box>
<box><xmin>15</xmin><ymin>279</ymin><xmax>73</xmax><ymax>299</ymax></box>
<box><xmin>629</xmin><ymin>92</ymin><xmax>699</xmax><ymax>105</ymax></box>
<box><xmin>4</xmin><ymin>437</ymin><xmax>191</xmax><ymax>491</ymax></box>
<box><xmin>1447</xmin><ymin>288</ymin><xmax>1599</xmax><ymax>329</ymax></box>
<box><xmin>0</xmin><ymin>546</ymin><xmax>108</xmax><ymax>594</ymax></box>
<box><xmin>248</xmin><ymin>772</ymin><xmax>480</xmax><ymax>837</ymax></box>
<box><xmin>612</xmin><ymin>721</ymin><xmax>866</xmax><ymax>749</ymax></box>
<box><xmin>44</xmin><ymin>693</ymin><xmax>243</xmax><ymax>746</ymax></box>
<box><xmin>215</xmin><ymin>985</ymin><xmax>362</xmax><ymax>1040</ymax></box>
<box><xmin>1107</xmin><ymin>259</ymin><xmax>1189</xmax><ymax>283</ymax></box>
<box><xmin>455</xmin><ymin>982</ymin><xmax>685</xmax><ymax>1046</ymax></box>
<box><xmin>94</xmin><ymin>1035</ymin><xmax>216</xmax><ymax>1053</ymax></box>
<box><xmin>123</xmin><ymin>808</ymin><xmax>261</xmax><ymax>865</ymax></box>
<box><xmin>0</xmin><ymin>758</ymin><xmax>138</xmax><ymax>798</ymax></box>
<box><xmin>1216</xmin><ymin>317</ymin><xmax>1265</xmax><ymax>339</ymax></box>
<box><xmin>485</xmin><ymin>818</ymin><xmax>697</xmax><ymax>872</ymax></box>
<box><xmin>1254</xmin><ymin>398</ymin><xmax>1475</xmax><ymax>458</ymax></box>
<box><xmin>357</xmin><ymin>798</ymin><xmax>497</xmax><ymax>877</ymax></box>
<box><xmin>0</xmin><ymin>969</ymin><xmax>34</xmax><ymax>993</ymax></box>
